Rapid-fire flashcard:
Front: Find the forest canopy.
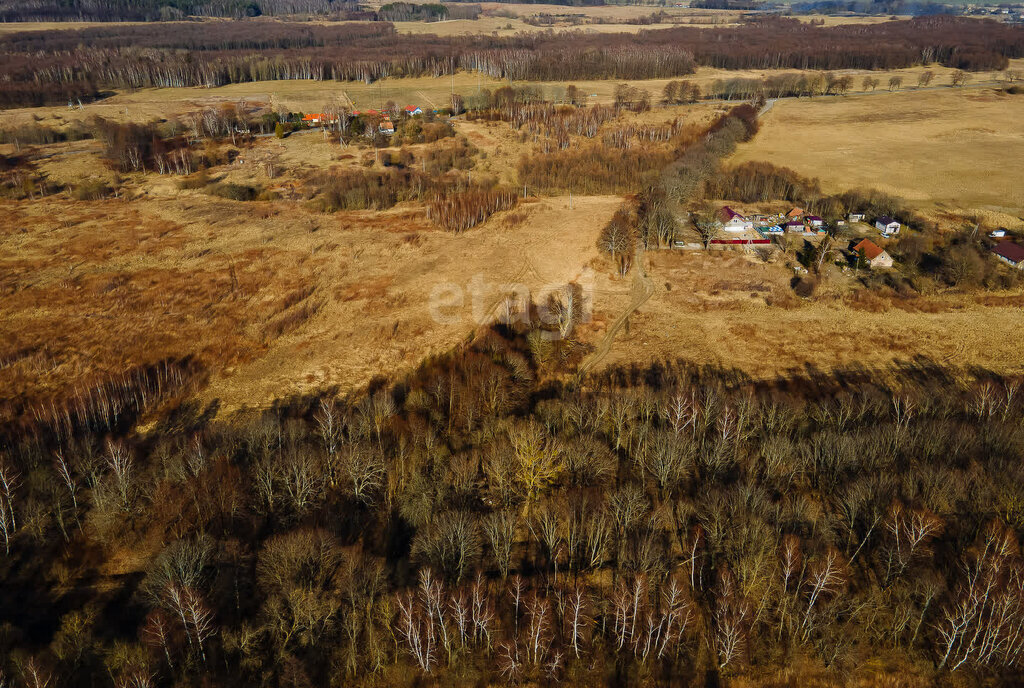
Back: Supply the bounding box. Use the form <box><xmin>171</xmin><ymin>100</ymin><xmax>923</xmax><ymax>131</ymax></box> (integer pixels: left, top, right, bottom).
<box><xmin>1</xmin><ymin>322</ymin><xmax>1024</xmax><ymax>687</ymax></box>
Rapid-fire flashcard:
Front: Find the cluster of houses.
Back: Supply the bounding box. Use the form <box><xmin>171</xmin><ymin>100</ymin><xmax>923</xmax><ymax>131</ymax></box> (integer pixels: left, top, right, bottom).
<box><xmin>706</xmin><ymin>205</ymin><xmax>904</xmax><ymax>269</ymax></box>
<box><xmin>300</xmin><ymin>105</ymin><xmax>426</xmax><ymax>135</ymax></box>
<box><xmin>713</xmin><ymin>206</ymin><xmax>901</xmax><ymax>241</ymax></box>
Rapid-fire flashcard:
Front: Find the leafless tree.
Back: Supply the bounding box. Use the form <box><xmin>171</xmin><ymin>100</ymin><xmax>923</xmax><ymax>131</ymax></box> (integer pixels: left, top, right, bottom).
<box><xmin>314</xmin><ymin>398</ymin><xmax>342</xmax><ymax>486</ymax></box>
<box><xmin>483</xmin><ymin>509</ymin><xmax>518</xmax><ymax>578</ymax></box>
<box><xmin>341</xmin><ymin>445</ymin><xmax>386</xmax><ymax>505</ymax></box>
<box><xmin>951</xmin><ymin>70</ymin><xmax>972</xmax><ymax>87</ymax></box>
<box><xmin>0</xmin><ymin>457</ymin><xmax>20</xmax><ymax>555</ymax></box>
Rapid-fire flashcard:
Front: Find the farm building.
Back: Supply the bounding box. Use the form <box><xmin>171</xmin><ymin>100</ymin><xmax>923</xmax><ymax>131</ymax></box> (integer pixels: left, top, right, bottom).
<box><xmin>875</xmin><ymin>217</ymin><xmax>901</xmax><ymax>236</ymax></box>
<box><xmin>852</xmin><ymin>239</ymin><xmax>893</xmax><ymax>269</ymax></box>
<box><xmin>992</xmin><ymin>241</ymin><xmax>1024</xmax><ymax>268</ymax></box>
<box><xmin>718</xmin><ymin>206</ymin><xmax>754</xmax><ymax>232</ymax></box>
<box><xmin>848</xmin><ymin>212</ymin><xmax>865</xmax><ymax>222</ymax></box>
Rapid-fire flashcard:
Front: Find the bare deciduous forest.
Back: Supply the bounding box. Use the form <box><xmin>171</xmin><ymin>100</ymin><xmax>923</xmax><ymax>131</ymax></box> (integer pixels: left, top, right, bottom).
<box><xmin>0</xmin><ymin>17</ymin><xmax>1022</xmax><ymax>106</ymax></box>
<box><xmin>1</xmin><ymin>321</ymin><xmax>1024</xmax><ymax>687</ymax></box>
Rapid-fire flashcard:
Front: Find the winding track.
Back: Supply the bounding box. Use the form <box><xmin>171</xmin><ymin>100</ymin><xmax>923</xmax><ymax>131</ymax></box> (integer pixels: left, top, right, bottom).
<box><xmin>576</xmin><ymin>247</ymin><xmax>655</xmax><ymax>377</ymax></box>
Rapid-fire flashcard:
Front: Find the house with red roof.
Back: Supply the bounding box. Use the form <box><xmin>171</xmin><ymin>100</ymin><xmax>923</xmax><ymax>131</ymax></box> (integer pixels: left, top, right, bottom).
<box><xmin>302</xmin><ymin>113</ymin><xmax>338</xmax><ymax>126</ymax></box>
<box><xmin>404</xmin><ymin>105</ymin><xmax>423</xmax><ymax>116</ymax></box>
<box><xmin>852</xmin><ymin>238</ymin><xmax>893</xmax><ymax>269</ymax></box>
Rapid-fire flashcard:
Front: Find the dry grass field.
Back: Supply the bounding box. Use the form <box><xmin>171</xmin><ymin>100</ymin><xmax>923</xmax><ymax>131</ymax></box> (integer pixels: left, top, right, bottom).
<box><xmin>731</xmin><ymin>85</ymin><xmax>1024</xmax><ymax>216</ymax></box>
<box><xmin>584</xmin><ymin>249</ymin><xmax>1024</xmax><ymax>381</ymax></box>
<box><xmin>3</xmin><ymin>48</ymin><xmax>1024</xmax><ymax>416</ymax></box>
<box><xmin>0</xmin><ymin>181</ymin><xmax>619</xmax><ymax>414</ymax></box>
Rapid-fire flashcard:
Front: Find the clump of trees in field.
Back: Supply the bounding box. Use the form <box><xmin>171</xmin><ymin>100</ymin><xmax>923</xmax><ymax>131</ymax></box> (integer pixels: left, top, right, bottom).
<box><xmin>426</xmin><ymin>188</ymin><xmax>518</xmax><ymax>233</ymax></box>
<box><xmin>2</xmin><ymin>317</ymin><xmax>1024</xmax><ymax>687</ymax></box>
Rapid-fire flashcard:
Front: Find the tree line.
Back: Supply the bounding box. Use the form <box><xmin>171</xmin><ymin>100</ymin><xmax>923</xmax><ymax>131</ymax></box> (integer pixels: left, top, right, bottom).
<box><xmin>0</xmin><ymin>0</ymin><xmax>367</xmax><ymax>22</ymax></box>
<box><xmin>1</xmin><ymin>16</ymin><xmax>1022</xmax><ymax>107</ymax></box>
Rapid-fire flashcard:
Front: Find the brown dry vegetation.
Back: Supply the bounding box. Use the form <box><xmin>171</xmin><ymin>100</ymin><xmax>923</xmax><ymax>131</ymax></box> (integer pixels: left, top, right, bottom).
<box><xmin>585</xmin><ymin>249</ymin><xmax>1024</xmax><ymax>382</ymax></box>
<box><xmin>731</xmin><ymin>86</ymin><xmax>1024</xmax><ymax>214</ymax></box>
<box><xmin>3</xmin><ymin>71</ymin><xmax>1024</xmax><ymax>421</ymax></box>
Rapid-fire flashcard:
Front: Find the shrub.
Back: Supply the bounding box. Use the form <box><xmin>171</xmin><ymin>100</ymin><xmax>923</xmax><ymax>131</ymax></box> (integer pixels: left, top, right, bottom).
<box><xmin>205</xmin><ymin>182</ymin><xmax>259</xmax><ymax>201</ymax></box>
<box><xmin>71</xmin><ymin>179</ymin><xmax>113</xmax><ymax>200</ymax></box>
<box><xmin>176</xmin><ymin>170</ymin><xmax>210</xmax><ymax>190</ymax></box>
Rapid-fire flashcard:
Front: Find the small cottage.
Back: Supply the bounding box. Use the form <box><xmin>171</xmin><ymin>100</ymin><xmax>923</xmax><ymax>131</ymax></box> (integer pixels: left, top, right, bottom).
<box><xmin>875</xmin><ymin>217</ymin><xmax>901</xmax><ymax>236</ymax></box>
<box><xmin>852</xmin><ymin>238</ymin><xmax>893</xmax><ymax>269</ymax></box>
<box><xmin>718</xmin><ymin>206</ymin><xmax>753</xmax><ymax>232</ymax></box>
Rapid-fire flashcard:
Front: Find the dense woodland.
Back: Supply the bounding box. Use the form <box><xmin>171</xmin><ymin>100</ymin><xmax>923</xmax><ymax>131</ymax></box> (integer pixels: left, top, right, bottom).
<box><xmin>0</xmin><ymin>0</ymin><xmax>366</xmax><ymax>21</ymax></box>
<box><xmin>0</xmin><ymin>17</ymin><xmax>1022</xmax><ymax>106</ymax></box>
<box><xmin>2</xmin><ymin>317</ymin><xmax>1024</xmax><ymax>687</ymax></box>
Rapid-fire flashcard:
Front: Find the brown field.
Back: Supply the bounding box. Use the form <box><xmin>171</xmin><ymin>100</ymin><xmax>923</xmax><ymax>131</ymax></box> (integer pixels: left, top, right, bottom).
<box><xmin>0</xmin><ymin>181</ymin><xmax>620</xmax><ymax>414</ymax></box>
<box><xmin>584</xmin><ymin>249</ymin><xmax>1024</xmax><ymax>381</ymax></box>
<box><xmin>731</xmin><ymin>86</ymin><xmax>1024</xmax><ymax>216</ymax></box>
<box><xmin>4</xmin><ymin>70</ymin><xmax>1024</xmax><ymax>417</ymax></box>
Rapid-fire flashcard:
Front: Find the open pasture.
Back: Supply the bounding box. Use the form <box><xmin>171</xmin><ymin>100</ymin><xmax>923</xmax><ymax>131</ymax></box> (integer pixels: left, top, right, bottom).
<box><xmin>731</xmin><ymin>86</ymin><xmax>1024</xmax><ymax>214</ymax></box>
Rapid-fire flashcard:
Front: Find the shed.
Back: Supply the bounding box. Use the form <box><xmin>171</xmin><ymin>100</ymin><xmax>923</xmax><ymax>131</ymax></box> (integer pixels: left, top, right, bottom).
<box><xmin>875</xmin><ymin>217</ymin><xmax>901</xmax><ymax>236</ymax></box>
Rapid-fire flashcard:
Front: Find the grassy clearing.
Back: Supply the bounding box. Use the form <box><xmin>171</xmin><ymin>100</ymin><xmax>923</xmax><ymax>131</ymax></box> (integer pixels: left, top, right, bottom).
<box><xmin>730</xmin><ymin>86</ymin><xmax>1024</xmax><ymax>213</ymax></box>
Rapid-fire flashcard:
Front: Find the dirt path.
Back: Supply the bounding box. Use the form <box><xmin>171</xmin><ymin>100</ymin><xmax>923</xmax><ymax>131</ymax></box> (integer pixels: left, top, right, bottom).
<box><xmin>577</xmin><ymin>248</ymin><xmax>655</xmax><ymax>377</ymax></box>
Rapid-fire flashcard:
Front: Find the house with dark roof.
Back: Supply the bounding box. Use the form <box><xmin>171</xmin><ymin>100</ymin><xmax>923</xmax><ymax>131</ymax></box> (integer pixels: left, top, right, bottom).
<box><xmin>852</xmin><ymin>238</ymin><xmax>893</xmax><ymax>269</ymax></box>
<box><xmin>717</xmin><ymin>206</ymin><xmax>753</xmax><ymax>232</ymax></box>
<box><xmin>992</xmin><ymin>241</ymin><xmax>1024</xmax><ymax>268</ymax></box>
<box><xmin>875</xmin><ymin>217</ymin><xmax>901</xmax><ymax>236</ymax></box>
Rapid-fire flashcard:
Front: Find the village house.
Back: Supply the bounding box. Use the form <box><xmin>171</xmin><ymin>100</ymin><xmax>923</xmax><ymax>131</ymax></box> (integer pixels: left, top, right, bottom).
<box><xmin>992</xmin><ymin>241</ymin><xmax>1024</xmax><ymax>268</ymax></box>
<box><xmin>404</xmin><ymin>105</ymin><xmax>423</xmax><ymax>116</ymax></box>
<box><xmin>379</xmin><ymin>118</ymin><xmax>395</xmax><ymax>135</ymax></box>
<box><xmin>787</xmin><ymin>207</ymin><xmax>805</xmax><ymax>219</ymax></box>
<box><xmin>875</xmin><ymin>216</ymin><xmax>901</xmax><ymax>236</ymax></box>
<box><xmin>301</xmin><ymin>113</ymin><xmax>338</xmax><ymax>126</ymax></box>
<box><xmin>852</xmin><ymin>238</ymin><xmax>893</xmax><ymax>269</ymax></box>
<box><xmin>784</xmin><ymin>220</ymin><xmax>805</xmax><ymax>233</ymax></box>
<box><xmin>718</xmin><ymin>206</ymin><xmax>754</xmax><ymax>232</ymax></box>
<box><xmin>806</xmin><ymin>215</ymin><xmax>824</xmax><ymax>228</ymax></box>
<box><xmin>848</xmin><ymin>212</ymin><xmax>865</xmax><ymax>223</ymax></box>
